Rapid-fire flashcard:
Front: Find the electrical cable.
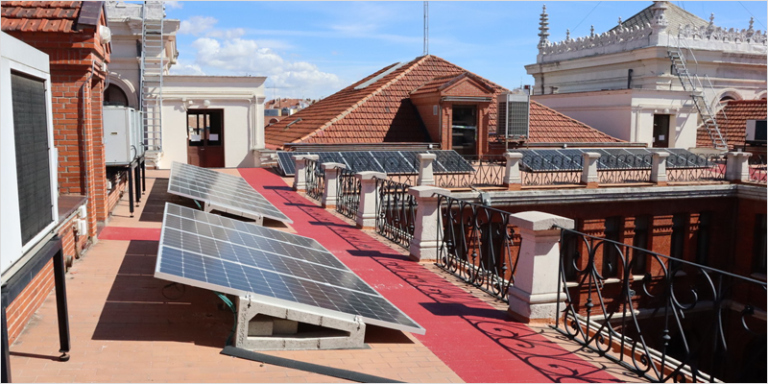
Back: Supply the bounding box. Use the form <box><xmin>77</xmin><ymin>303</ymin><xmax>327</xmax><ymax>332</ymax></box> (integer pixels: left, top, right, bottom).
<box><xmin>572</xmin><ymin>1</ymin><xmax>601</xmax><ymax>35</ymax></box>
<box><xmin>738</xmin><ymin>1</ymin><xmax>766</xmax><ymax>30</ymax></box>
<box><xmin>214</xmin><ymin>292</ymin><xmax>237</xmax><ymax>346</ymax></box>
<box><xmin>161</xmin><ymin>282</ymin><xmax>185</xmax><ymax>300</ymax></box>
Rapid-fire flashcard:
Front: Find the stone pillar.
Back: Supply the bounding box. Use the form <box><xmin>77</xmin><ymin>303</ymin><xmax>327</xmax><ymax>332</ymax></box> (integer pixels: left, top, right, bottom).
<box><xmin>355</xmin><ymin>171</ymin><xmax>386</xmax><ymax>230</ymax></box>
<box><xmin>292</xmin><ymin>154</ymin><xmax>318</xmax><ymax>192</ymax></box>
<box><xmin>725</xmin><ymin>152</ymin><xmax>752</xmax><ymax>182</ymax></box>
<box><xmin>503</xmin><ymin>152</ymin><xmax>523</xmax><ymax>190</ymax></box>
<box><xmin>507</xmin><ymin>211</ymin><xmax>575</xmax><ymax>323</ymax></box>
<box><xmin>417</xmin><ymin>153</ymin><xmax>436</xmax><ymax>186</ymax></box>
<box><xmin>408</xmin><ymin>186</ymin><xmax>451</xmax><ymax>262</ymax></box>
<box><xmin>321</xmin><ymin>162</ymin><xmax>346</xmax><ymax>209</ymax></box>
<box><xmin>581</xmin><ymin>152</ymin><xmax>600</xmax><ymax>188</ymax></box>
<box><xmin>651</xmin><ymin>152</ymin><xmax>670</xmax><ymax>185</ymax></box>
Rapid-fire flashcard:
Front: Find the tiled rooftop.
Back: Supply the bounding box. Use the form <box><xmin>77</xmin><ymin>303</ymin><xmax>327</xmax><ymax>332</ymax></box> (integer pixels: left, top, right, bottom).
<box><xmin>264</xmin><ymin>55</ymin><xmax>623</xmax><ymax>148</ymax></box>
<box><xmin>7</xmin><ymin>167</ymin><xmax>640</xmax><ymax>383</ymax></box>
<box><xmin>696</xmin><ymin>99</ymin><xmax>767</xmax><ymax>149</ymax></box>
<box><xmin>609</xmin><ymin>1</ymin><xmax>709</xmax><ymax>34</ymax></box>
<box><xmin>1</xmin><ymin>1</ymin><xmax>81</xmax><ymax>33</ymax></box>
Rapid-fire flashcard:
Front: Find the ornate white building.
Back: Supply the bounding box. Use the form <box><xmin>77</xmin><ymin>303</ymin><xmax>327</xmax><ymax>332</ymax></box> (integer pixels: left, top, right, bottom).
<box><xmin>525</xmin><ymin>1</ymin><xmax>767</xmax><ymax>149</ymax></box>
<box><xmin>105</xmin><ymin>1</ymin><xmax>267</xmax><ymax>169</ymax></box>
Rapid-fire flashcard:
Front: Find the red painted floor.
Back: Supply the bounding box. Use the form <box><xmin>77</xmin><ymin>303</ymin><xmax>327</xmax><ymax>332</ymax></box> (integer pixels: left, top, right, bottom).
<box><xmin>239</xmin><ymin>168</ymin><xmax>621</xmax><ymax>383</ymax></box>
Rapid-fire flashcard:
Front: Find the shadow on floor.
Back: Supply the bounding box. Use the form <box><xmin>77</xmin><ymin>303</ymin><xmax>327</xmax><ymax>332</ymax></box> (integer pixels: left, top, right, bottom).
<box><xmin>91</xmin><ymin>240</ymin><xmax>233</xmax><ymax>348</ymax></box>
<box><xmin>139</xmin><ymin>178</ymin><xmax>196</xmax><ymax>222</ymax></box>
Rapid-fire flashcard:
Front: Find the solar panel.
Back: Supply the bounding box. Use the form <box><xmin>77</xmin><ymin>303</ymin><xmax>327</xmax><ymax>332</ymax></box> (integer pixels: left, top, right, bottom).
<box><xmin>276</xmin><ymin>150</ymin><xmax>473</xmax><ymax>176</ymax></box>
<box><xmin>168</xmin><ymin>162</ymin><xmax>293</xmax><ymax>224</ymax></box>
<box><xmin>156</xmin><ymin>203</ymin><xmax>425</xmax><ymax>335</ymax></box>
<box><xmin>508</xmin><ymin>148</ymin><xmax>711</xmax><ymax>172</ymax></box>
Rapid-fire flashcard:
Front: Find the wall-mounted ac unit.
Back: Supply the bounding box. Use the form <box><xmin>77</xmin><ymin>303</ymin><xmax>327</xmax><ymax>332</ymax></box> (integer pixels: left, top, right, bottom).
<box><xmin>745</xmin><ymin>119</ymin><xmax>766</xmax><ymax>144</ymax></box>
<box><xmin>498</xmin><ymin>91</ymin><xmax>530</xmax><ymax>140</ymax></box>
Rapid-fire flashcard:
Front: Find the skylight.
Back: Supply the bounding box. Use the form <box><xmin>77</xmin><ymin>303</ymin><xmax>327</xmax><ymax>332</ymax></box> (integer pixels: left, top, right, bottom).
<box><xmin>353</xmin><ymin>61</ymin><xmax>408</xmax><ymax>90</ymax></box>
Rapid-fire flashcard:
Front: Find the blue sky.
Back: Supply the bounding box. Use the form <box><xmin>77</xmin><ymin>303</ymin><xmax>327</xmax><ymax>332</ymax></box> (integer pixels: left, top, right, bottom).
<box><xmin>164</xmin><ymin>1</ymin><xmax>767</xmax><ymax>100</ymax></box>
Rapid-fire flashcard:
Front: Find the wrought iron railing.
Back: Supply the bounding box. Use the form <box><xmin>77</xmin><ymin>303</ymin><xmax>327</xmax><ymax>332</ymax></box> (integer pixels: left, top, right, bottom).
<box><xmin>433</xmin><ymin>155</ymin><xmax>507</xmax><ymax>189</ymax></box>
<box><xmin>555</xmin><ymin>227</ymin><xmax>767</xmax><ymax>383</ymax></box>
<box><xmin>375</xmin><ymin>178</ymin><xmax>416</xmax><ymax>250</ymax></box>
<box><xmin>386</xmin><ymin>155</ymin><xmax>506</xmax><ymax>189</ymax></box>
<box><xmin>666</xmin><ymin>154</ymin><xmax>727</xmax><ymax>183</ymax></box>
<box><xmin>748</xmin><ymin>154</ymin><xmax>767</xmax><ymax>185</ymax></box>
<box><xmin>521</xmin><ymin>171</ymin><xmax>581</xmax><ymax>186</ymax></box>
<box><xmin>435</xmin><ymin>195</ymin><xmax>522</xmax><ymax>302</ymax></box>
<box><xmin>304</xmin><ymin>158</ymin><xmax>324</xmax><ymax>202</ymax></box>
<box><xmin>336</xmin><ymin>167</ymin><xmax>360</xmax><ymax>220</ymax></box>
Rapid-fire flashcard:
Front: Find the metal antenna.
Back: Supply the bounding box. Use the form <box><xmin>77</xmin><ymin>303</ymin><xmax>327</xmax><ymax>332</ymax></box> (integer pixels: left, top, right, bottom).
<box><xmin>423</xmin><ymin>1</ymin><xmax>429</xmax><ymax>55</ymax></box>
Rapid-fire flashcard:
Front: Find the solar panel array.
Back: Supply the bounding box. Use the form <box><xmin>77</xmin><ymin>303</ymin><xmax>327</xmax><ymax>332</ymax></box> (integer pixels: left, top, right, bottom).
<box><xmin>168</xmin><ymin>162</ymin><xmax>293</xmax><ymax>224</ymax></box>
<box><xmin>508</xmin><ymin>148</ymin><xmax>715</xmax><ymax>172</ymax></box>
<box><xmin>155</xmin><ymin>203</ymin><xmax>424</xmax><ymax>334</ymax></box>
<box><xmin>277</xmin><ymin>150</ymin><xmax>474</xmax><ymax>176</ymax></box>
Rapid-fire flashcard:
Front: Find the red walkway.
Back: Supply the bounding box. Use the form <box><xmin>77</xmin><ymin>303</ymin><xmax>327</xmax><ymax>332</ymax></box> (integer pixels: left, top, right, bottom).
<box><xmin>240</xmin><ymin>168</ymin><xmax>621</xmax><ymax>383</ymax></box>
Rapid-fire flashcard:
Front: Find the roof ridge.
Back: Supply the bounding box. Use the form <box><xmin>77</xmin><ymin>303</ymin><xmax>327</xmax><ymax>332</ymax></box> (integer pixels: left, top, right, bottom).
<box><xmin>294</xmin><ymin>55</ymin><xmax>431</xmax><ymax>144</ymax></box>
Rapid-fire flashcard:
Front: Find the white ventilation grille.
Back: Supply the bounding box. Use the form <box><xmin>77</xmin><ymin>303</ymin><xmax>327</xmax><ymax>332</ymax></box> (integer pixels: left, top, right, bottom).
<box><xmin>498</xmin><ymin>92</ymin><xmax>529</xmax><ymax>139</ymax></box>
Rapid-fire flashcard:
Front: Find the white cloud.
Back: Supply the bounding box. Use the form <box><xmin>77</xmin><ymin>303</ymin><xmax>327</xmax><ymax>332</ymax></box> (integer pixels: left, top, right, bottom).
<box><xmin>188</xmin><ymin>37</ymin><xmax>344</xmax><ymax>98</ymax></box>
<box><xmin>178</xmin><ymin>16</ymin><xmax>218</xmax><ymax>36</ymax></box>
<box><xmin>169</xmin><ymin>61</ymin><xmax>205</xmax><ymax>76</ymax></box>
<box><xmin>164</xmin><ymin>1</ymin><xmax>183</xmax><ymax>10</ymax></box>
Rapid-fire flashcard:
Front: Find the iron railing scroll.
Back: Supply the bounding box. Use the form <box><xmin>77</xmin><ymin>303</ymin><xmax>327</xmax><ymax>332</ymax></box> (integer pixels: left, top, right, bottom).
<box><xmin>375</xmin><ymin>178</ymin><xmax>417</xmax><ymax>250</ymax></box>
<box><xmin>304</xmin><ymin>158</ymin><xmax>324</xmax><ymax>202</ymax></box>
<box><xmin>336</xmin><ymin>167</ymin><xmax>360</xmax><ymax>219</ymax></box>
<box><xmin>435</xmin><ymin>195</ymin><xmax>521</xmax><ymax>302</ymax></box>
<box><xmin>554</xmin><ymin>227</ymin><xmax>767</xmax><ymax>383</ymax></box>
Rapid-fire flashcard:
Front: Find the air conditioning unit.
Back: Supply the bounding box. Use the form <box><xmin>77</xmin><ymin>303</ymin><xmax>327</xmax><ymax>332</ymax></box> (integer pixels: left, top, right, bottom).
<box><xmin>498</xmin><ymin>90</ymin><xmax>530</xmax><ymax>140</ymax></box>
<box><xmin>745</xmin><ymin>119</ymin><xmax>766</xmax><ymax>144</ymax></box>
<box><xmin>104</xmin><ymin>106</ymin><xmax>144</xmax><ymax>165</ymax></box>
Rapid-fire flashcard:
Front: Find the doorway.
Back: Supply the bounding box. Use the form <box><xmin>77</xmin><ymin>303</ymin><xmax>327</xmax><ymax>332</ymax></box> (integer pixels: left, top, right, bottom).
<box><xmin>452</xmin><ymin>105</ymin><xmax>477</xmax><ymax>156</ymax></box>
<box><xmin>653</xmin><ymin>114</ymin><xmax>670</xmax><ymax>148</ymax></box>
<box><xmin>187</xmin><ymin>109</ymin><xmax>224</xmax><ymax>168</ymax></box>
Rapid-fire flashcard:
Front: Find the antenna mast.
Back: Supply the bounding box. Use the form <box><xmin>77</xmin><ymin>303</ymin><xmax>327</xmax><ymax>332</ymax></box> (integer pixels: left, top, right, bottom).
<box><xmin>423</xmin><ymin>1</ymin><xmax>429</xmax><ymax>55</ymax></box>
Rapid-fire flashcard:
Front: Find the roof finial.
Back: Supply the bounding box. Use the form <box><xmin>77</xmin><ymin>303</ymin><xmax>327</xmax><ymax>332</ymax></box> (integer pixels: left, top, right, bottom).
<box><xmin>566</xmin><ymin>29</ymin><xmax>570</xmax><ymax>41</ymax></box>
<box><xmin>709</xmin><ymin>13</ymin><xmax>715</xmax><ymax>25</ymax></box>
<box><xmin>538</xmin><ymin>4</ymin><xmax>550</xmax><ymax>49</ymax></box>
<box><xmin>590</xmin><ymin>25</ymin><xmax>595</xmax><ymax>37</ymax></box>
<box><xmin>651</xmin><ymin>1</ymin><xmax>669</xmax><ymax>30</ymax></box>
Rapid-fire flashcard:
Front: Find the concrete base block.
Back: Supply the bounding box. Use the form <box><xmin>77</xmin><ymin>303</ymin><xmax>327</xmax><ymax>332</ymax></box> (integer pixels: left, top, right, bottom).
<box><xmin>235</xmin><ymin>296</ymin><xmax>366</xmax><ymax>351</ymax></box>
<box><xmin>507</xmin><ymin>286</ymin><xmax>564</xmax><ymax>324</ymax></box>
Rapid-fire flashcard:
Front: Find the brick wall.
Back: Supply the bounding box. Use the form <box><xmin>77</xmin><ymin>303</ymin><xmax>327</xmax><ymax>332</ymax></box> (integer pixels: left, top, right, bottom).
<box><xmin>5</xmin><ymin>213</ymin><xmax>85</xmax><ymax>345</ymax></box>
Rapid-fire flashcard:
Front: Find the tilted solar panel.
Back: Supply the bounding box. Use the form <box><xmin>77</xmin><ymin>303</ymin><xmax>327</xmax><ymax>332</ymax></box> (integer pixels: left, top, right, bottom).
<box><xmin>168</xmin><ymin>162</ymin><xmax>293</xmax><ymax>224</ymax></box>
<box><xmin>510</xmin><ymin>148</ymin><xmax>712</xmax><ymax>172</ymax></box>
<box><xmin>276</xmin><ymin>150</ymin><xmax>474</xmax><ymax>176</ymax></box>
<box><xmin>155</xmin><ymin>203</ymin><xmax>424</xmax><ymax>334</ymax></box>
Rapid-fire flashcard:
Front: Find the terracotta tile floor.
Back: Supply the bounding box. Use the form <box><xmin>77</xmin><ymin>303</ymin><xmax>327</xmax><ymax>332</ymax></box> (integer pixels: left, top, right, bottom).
<box><xmin>6</xmin><ymin>168</ymin><xmax>640</xmax><ymax>383</ymax></box>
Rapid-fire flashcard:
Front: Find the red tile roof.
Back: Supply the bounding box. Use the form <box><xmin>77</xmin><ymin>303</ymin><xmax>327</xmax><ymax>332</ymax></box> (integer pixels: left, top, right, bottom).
<box><xmin>696</xmin><ymin>100</ymin><xmax>767</xmax><ymax>149</ymax></box>
<box><xmin>528</xmin><ymin>101</ymin><xmax>623</xmax><ymax>143</ymax></box>
<box><xmin>410</xmin><ymin>72</ymin><xmax>494</xmax><ymax>96</ymax></box>
<box><xmin>1</xmin><ymin>1</ymin><xmax>82</xmax><ymax>33</ymax></box>
<box><xmin>265</xmin><ymin>55</ymin><xmax>622</xmax><ymax>148</ymax></box>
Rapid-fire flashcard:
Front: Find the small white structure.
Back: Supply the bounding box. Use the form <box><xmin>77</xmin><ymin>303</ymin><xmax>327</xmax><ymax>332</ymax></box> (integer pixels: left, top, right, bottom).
<box><xmin>160</xmin><ymin>76</ymin><xmax>266</xmax><ymax>168</ymax></box>
<box><xmin>106</xmin><ymin>1</ymin><xmax>267</xmax><ymax>169</ymax></box>
<box><xmin>1</xmin><ymin>33</ymin><xmax>59</xmax><ymax>274</ymax></box>
<box><xmin>526</xmin><ymin>1</ymin><xmax>767</xmax><ymax>149</ymax></box>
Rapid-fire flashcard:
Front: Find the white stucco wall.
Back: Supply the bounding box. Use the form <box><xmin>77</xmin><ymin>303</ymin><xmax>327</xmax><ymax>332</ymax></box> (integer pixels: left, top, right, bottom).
<box><xmin>534</xmin><ymin>89</ymin><xmax>700</xmax><ymax>148</ymax></box>
<box><xmin>158</xmin><ymin>76</ymin><xmax>266</xmax><ymax>169</ymax></box>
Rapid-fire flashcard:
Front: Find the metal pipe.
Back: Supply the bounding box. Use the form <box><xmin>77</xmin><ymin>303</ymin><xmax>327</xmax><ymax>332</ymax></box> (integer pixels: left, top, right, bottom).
<box><xmin>2</xmin><ymin>304</ymin><xmax>10</xmax><ymax>383</ymax></box>
<box><xmin>627</xmin><ymin>69</ymin><xmax>633</xmax><ymax>89</ymax></box>
<box><xmin>52</xmin><ymin>246</ymin><xmax>71</xmax><ymax>361</ymax></box>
